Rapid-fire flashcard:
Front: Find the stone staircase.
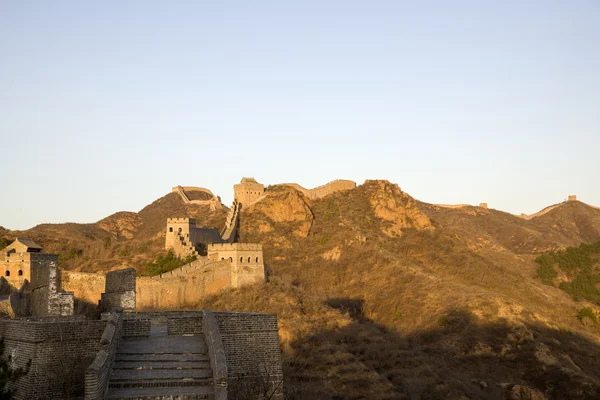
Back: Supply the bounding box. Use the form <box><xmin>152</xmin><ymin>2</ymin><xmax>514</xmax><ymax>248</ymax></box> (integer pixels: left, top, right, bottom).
<box><xmin>177</xmin><ymin>234</ymin><xmax>200</xmax><ymax>257</ymax></box>
<box><xmin>106</xmin><ymin>326</ymin><xmax>213</xmax><ymax>400</ymax></box>
<box><xmin>220</xmin><ymin>201</ymin><xmax>240</xmax><ymax>243</ymax></box>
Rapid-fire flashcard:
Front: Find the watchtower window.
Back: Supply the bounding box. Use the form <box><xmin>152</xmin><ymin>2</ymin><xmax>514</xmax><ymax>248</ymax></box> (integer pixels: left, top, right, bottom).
<box><xmin>240</xmin><ymin>257</ymin><xmax>243</xmax><ymax>263</ymax></box>
<box><xmin>18</xmin><ymin>270</ymin><xmax>22</xmax><ymax>276</ymax></box>
<box><xmin>178</xmin><ymin>228</ymin><xmax>182</xmax><ymax>233</ymax></box>
<box><xmin>221</xmin><ymin>257</ymin><xmax>224</xmax><ymax>260</ymax></box>
<box><xmin>5</xmin><ymin>271</ymin><xmax>9</xmax><ymax>277</ymax></box>
<box><xmin>256</xmin><ymin>257</ymin><xmax>259</xmax><ymax>263</ymax></box>
<box><xmin>229</xmin><ymin>257</ymin><xmax>233</xmax><ymax>262</ymax></box>
<box><xmin>169</xmin><ymin>227</ymin><xmax>173</xmax><ymax>232</ymax></box>
<box><xmin>247</xmin><ymin>257</ymin><xmax>251</xmax><ymax>263</ymax></box>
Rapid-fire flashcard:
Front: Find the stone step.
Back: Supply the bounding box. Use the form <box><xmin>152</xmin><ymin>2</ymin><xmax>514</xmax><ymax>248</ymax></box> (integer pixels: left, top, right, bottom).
<box><xmin>106</xmin><ymin>384</ymin><xmax>213</xmax><ymax>399</ymax></box>
<box><xmin>109</xmin><ymin>377</ymin><xmax>212</xmax><ymax>389</ymax></box>
<box><xmin>115</xmin><ymin>354</ymin><xmax>209</xmax><ymax>362</ymax></box>
<box><xmin>114</xmin><ymin>360</ymin><xmax>211</xmax><ymax>370</ymax></box>
<box><xmin>118</xmin><ymin>336</ymin><xmax>207</xmax><ymax>355</ymax></box>
<box><xmin>110</xmin><ymin>368</ymin><xmax>213</xmax><ymax>382</ymax></box>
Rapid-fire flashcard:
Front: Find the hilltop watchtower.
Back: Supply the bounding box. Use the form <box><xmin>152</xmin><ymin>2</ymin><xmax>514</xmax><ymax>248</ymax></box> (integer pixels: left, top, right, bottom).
<box><xmin>568</xmin><ymin>195</ymin><xmax>577</xmax><ymax>202</ymax></box>
<box><xmin>234</xmin><ymin>177</ymin><xmax>265</xmax><ymax>205</ymax></box>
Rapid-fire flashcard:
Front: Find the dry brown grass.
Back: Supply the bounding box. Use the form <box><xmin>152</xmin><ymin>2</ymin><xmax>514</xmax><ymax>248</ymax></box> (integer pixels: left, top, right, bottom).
<box><xmin>4</xmin><ymin>181</ymin><xmax>600</xmax><ymax>398</ymax></box>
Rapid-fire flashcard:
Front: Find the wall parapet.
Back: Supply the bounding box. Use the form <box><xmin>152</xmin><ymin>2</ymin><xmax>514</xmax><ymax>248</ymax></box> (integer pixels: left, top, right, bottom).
<box><xmin>84</xmin><ymin>310</ymin><xmax>123</xmax><ymax>400</ymax></box>
<box><xmin>167</xmin><ymin>217</ymin><xmax>195</xmax><ymax>224</ymax></box>
<box><xmin>0</xmin><ymin>316</ymin><xmax>105</xmax><ymax>399</ymax></box>
<box><xmin>213</xmin><ymin>311</ymin><xmax>283</xmax><ymax>399</ymax></box>
<box><xmin>203</xmin><ymin>310</ymin><xmax>228</xmax><ymax>400</ymax></box>
<box><xmin>158</xmin><ymin>258</ymin><xmax>212</xmax><ymax>278</ymax></box>
<box><xmin>208</xmin><ymin>243</ymin><xmax>263</xmax><ymax>251</ymax></box>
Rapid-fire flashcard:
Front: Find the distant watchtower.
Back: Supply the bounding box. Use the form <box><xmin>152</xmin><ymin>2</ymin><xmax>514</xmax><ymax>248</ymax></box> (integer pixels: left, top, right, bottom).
<box><xmin>568</xmin><ymin>195</ymin><xmax>577</xmax><ymax>202</ymax></box>
<box><xmin>234</xmin><ymin>178</ymin><xmax>265</xmax><ymax>205</ymax></box>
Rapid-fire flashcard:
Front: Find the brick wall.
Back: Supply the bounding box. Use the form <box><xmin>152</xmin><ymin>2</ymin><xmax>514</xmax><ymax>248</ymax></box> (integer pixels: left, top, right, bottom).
<box><xmin>121</xmin><ymin>318</ymin><xmax>151</xmax><ymax>337</ymax></box>
<box><xmin>0</xmin><ymin>317</ymin><xmax>105</xmax><ymax>400</ymax></box>
<box><xmin>167</xmin><ymin>315</ymin><xmax>203</xmax><ymax>335</ymax></box>
<box><xmin>213</xmin><ymin>312</ymin><xmax>283</xmax><ymax>399</ymax></box>
<box><xmin>100</xmin><ymin>268</ymin><xmax>136</xmax><ymax>312</ymax></box>
<box><xmin>203</xmin><ymin>310</ymin><xmax>227</xmax><ymax>400</ymax></box>
<box><xmin>85</xmin><ymin>311</ymin><xmax>123</xmax><ymax>400</ymax></box>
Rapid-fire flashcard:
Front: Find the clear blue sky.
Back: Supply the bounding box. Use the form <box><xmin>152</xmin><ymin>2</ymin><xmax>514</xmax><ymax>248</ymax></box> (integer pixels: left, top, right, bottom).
<box><xmin>1</xmin><ymin>1</ymin><xmax>599</xmax><ymax>230</ymax></box>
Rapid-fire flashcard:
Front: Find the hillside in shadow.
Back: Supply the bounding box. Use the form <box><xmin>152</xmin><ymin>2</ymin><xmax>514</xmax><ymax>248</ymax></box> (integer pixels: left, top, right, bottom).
<box><xmin>284</xmin><ymin>305</ymin><xmax>600</xmax><ymax>400</ymax></box>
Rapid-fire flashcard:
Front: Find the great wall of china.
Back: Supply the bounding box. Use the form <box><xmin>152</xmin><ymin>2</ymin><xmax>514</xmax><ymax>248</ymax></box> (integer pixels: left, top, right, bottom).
<box><xmin>172</xmin><ymin>185</ymin><xmax>223</xmax><ymax>210</ymax></box>
<box><xmin>433</xmin><ymin>194</ymin><xmax>600</xmax><ymax>219</ymax></box>
<box><xmin>234</xmin><ymin>177</ymin><xmax>357</xmax><ymax>207</ymax></box>
<box><xmin>60</xmin><ymin>177</ymin><xmax>356</xmax><ymax>312</ymax></box>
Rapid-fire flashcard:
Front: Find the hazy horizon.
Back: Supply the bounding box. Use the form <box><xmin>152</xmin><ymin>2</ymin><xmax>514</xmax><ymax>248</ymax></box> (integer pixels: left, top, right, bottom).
<box><xmin>2</xmin><ymin>1</ymin><xmax>599</xmax><ymax>230</ymax></box>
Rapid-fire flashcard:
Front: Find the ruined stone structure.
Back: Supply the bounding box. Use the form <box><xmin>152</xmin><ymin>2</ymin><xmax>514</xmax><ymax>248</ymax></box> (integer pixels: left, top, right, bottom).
<box><xmin>479</xmin><ymin>202</ymin><xmax>488</xmax><ymax>209</ymax></box>
<box><xmin>100</xmin><ymin>268</ymin><xmax>136</xmax><ymax>313</ymax></box>
<box><xmin>172</xmin><ymin>185</ymin><xmax>223</xmax><ymax>210</ymax></box>
<box><xmin>568</xmin><ymin>195</ymin><xmax>577</xmax><ymax>201</ymax></box>
<box><xmin>1</xmin><ymin>309</ymin><xmax>283</xmax><ymax>399</ymax></box>
<box><xmin>29</xmin><ymin>260</ymin><xmax>74</xmax><ymax>317</ymax></box>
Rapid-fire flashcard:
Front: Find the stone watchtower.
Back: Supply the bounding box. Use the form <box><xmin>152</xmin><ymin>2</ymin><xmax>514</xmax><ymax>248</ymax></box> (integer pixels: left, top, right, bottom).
<box><xmin>207</xmin><ymin>243</ymin><xmax>265</xmax><ymax>287</ymax></box>
<box><xmin>234</xmin><ymin>177</ymin><xmax>265</xmax><ymax>205</ymax></box>
<box><xmin>165</xmin><ymin>218</ymin><xmax>199</xmax><ymax>258</ymax></box>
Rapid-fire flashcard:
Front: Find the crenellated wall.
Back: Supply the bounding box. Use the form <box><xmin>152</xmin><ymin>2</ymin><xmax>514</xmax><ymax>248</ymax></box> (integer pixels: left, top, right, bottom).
<box><xmin>62</xmin><ymin>256</ymin><xmax>264</xmax><ymax>311</ymax></box>
<box><xmin>136</xmin><ymin>260</ymin><xmax>233</xmax><ymax>310</ymax></box>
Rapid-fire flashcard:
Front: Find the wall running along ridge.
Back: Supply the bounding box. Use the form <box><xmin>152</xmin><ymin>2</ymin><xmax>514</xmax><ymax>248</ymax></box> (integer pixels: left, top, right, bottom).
<box><xmin>62</xmin><ymin>259</ymin><xmax>254</xmax><ymax>311</ymax></box>
<box><xmin>235</xmin><ymin>178</ymin><xmax>357</xmax><ymax>207</ymax></box>
<box><xmin>172</xmin><ymin>185</ymin><xmax>222</xmax><ymax>210</ymax></box>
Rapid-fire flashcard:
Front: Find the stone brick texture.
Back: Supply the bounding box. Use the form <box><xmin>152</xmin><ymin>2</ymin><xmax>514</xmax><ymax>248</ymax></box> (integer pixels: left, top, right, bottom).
<box><xmin>0</xmin><ymin>316</ymin><xmax>105</xmax><ymax>400</ymax></box>
<box><xmin>100</xmin><ymin>268</ymin><xmax>136</xmax><ymax>313</ymax></box>
<box><xmin>85</xmin><ymin>311</ymin><xmax>123</xmax><ymax>400</ymax></box>
<box><xmin>214</xmin><ymin>312</ymin><xmax>284</xmax><ymax>399</ymax></box>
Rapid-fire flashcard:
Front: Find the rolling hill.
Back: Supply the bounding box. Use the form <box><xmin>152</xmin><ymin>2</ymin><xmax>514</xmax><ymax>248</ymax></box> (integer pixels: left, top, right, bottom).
<box><xmin>2</xmin><ymin>180</ymin><xmax>600</xmax><ymax>399</ymax></box>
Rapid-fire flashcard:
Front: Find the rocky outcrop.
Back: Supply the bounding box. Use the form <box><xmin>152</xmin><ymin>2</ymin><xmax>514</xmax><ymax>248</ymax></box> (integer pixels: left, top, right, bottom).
<box><xmin>247</xmin><ymin>186</ymin><xmax>314</xmax><ymax>238</ymax></box>
<box><xmin>509</xmin><ymin>385</ymin><xmax>546</xmax><ymax>400</ymax></box>
<box><xmin>364</xmin><ymin>180</ymin><xmax>433</xmax><ymax>237</ymax></box>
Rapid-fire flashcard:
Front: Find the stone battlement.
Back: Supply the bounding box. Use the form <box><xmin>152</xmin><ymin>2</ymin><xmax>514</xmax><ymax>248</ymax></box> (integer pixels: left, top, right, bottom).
<box><xmin>167</xmin><ymin>217</ymin><xmax>196</xmax><ymax>223</ymax></box>
<box><xmin>208</xmin><ymin>243</ymin><xmax>262</xmax><ymax>251</ymax></box>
